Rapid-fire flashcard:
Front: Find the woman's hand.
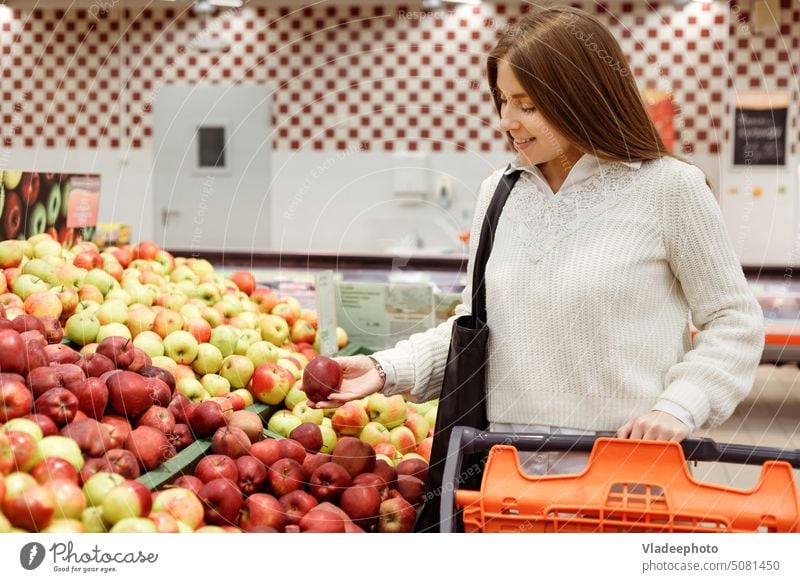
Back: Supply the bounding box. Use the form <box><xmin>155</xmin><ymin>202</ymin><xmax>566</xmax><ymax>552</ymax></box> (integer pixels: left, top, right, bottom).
<box><xmin>310</xmin><ymin>356</ymin><xmax>385</xmax><ymax>409</ymax></box>
<box><xmin>616</xmin><ymin>411</ymin><xmax>690</xmax><ymax>441</ymax></box>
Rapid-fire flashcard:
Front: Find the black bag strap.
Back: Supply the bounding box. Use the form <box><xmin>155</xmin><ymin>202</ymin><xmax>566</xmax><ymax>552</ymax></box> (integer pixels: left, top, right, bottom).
<box><xmin>471</xmin><ymin>167</ymin><xmax>523</xmax><ymax>323</ymax></box>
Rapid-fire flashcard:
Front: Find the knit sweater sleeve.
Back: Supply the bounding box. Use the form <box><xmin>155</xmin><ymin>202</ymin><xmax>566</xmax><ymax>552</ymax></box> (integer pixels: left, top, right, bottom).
<box><xmin>372</xmin><ymin>170</ymin><xmax>501</xmax><ymax>403</ymax></box>
<box><xmin>656</xmin><ymin>162</ymin><xmax>765</xmax><ymax>428</ymax></box>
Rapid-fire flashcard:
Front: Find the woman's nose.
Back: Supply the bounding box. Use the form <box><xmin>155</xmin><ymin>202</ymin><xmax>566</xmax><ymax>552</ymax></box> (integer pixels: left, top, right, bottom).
<box><xmin>498</xmin><ymin>114</ymin><xmax>519</xmax><ymax>132</ymax></box>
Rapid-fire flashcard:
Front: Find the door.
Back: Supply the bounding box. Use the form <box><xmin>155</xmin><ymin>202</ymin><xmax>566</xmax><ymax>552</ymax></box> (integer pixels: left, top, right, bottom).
<box><xmin>153</xmin><ymin>84</ymin><xmax>271</xmax><ymax>251</ymax></box>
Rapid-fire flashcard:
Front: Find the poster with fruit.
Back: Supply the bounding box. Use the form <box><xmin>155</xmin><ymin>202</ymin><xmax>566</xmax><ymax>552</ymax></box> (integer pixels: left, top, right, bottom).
<box><xmin>0</xmin><ymin>170</ymin><xmax>100</xmax><ymax>246</ymax></box>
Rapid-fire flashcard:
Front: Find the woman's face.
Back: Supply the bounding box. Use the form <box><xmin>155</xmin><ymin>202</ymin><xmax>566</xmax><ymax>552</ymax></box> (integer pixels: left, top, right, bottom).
<box><xmin>495</xmin><ymin>60</ymin><xmax>579</xmax><ymax>168</ymax></box>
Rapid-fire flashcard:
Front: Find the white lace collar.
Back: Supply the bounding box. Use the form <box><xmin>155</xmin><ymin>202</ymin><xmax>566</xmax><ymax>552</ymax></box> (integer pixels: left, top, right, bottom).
<box><xmin>501</xmin><ymin>154</ymin><xmax>642</xmax><ymax>263</ymax></box>
<box><xmin>504</xmin><ymin>154</ymin><xmax>642</xmax><ymax>196</ymax></box>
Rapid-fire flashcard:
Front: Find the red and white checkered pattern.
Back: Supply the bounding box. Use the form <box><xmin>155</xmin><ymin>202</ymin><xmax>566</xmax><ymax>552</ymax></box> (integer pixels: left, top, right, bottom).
<box><xmin>0</xmin><ymin>1</ymin><xmax>797</xmax><ymax>155</ymax></box>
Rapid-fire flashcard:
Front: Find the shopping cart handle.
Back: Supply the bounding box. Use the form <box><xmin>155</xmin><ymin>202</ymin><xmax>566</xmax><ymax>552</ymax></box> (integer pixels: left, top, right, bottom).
<box><xmin>438</xmin><ymin>426</ymin><xmax>800</xmax><ymax>533</ymax></box>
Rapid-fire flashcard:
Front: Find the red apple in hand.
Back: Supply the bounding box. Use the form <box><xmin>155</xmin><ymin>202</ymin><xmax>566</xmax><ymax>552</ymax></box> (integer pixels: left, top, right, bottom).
<box><xmin>302</xmin><ymin>356</ymin><xmax>343</xmax><ymax>403</ymax></box>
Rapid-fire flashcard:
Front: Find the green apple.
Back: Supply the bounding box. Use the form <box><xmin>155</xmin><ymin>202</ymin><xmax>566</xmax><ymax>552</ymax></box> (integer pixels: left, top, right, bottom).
<box><xmin>259</xmin><ymin>314</ymin><xmax>289</xmax><ymax>346</ymax></box>
<box><xmin>22</xmin><ymin>257</ymin><xmax>58</xmax><ymax>285</ymax></box>
<box><xmin>74</xmin><ymin>300</ymin><xmax>101</xmax><ymax>315</ymax></box>
<box><xmin>359</xmin><ymin>421</ymin><xmax>391</xmax><ymax>446</ymax></box>
<box><xmin>283</xmin><ymin>383</ymin><xmax>308</xmax><ymax>410</ymax></box>
<box><xmin>192</xmin><ymin>283</ymin><xmax>221</xmax><ymax>306</ymax></box>
<box><xmin>96</xmin><ymin>299</ymin><xmax>129</xmax><ymax>326</ymax></box>
<box><xmin>1</xmin><ymin>418</ymin><xmax>44</xmax><ymax>441</ymax></box>
<box><xmin>191</xmin><ymin>342</ymin><xmax>224</xmax><ymax>375</ymax></box>
<box><xmin>133</xmin><ymin>331</ymin><xmax>164</xmax><ymax>358</ymax></box>
<box><xmin>321</xmin><ymin>417</ymin><xmax>332</xmax><ymax>428</ymax></box>
<box><xmin>163</xmin><ymin>330</ymin><xmax>199</xmax><ymax>365</ymax></box>
<box><xmin>267</xmin><ymin>410</ymin><xmax>303</xmax><ymax>438</ymax></box>
<box><xmin>0</xmin><ymin>240</ymin><xmax>25</xmax><ymax>268</ymax></box>
<box><xmin>83</xmin><ymin>268</ymin><xmax>117</xmax><ymax>296</ymax></box>
<box><xmin>319</xmin><ymin>424</ymin><xmax>338</xmax><ymax>454</ymax></box>
<box><xmin>407</xmin><ymin>399</ymin><xmax>438</xmax><ymax>416</ymax></box>
<box><xmin>246</xmin><ymin>341</ymin><xmax>280</xmax><ymax>368</ymax></box>
<box><xmin>424</xmin><ymin>405</ymin><xmax>437</xmax><ymax>428</ymax></box>
<box><xmin>110</xmin><ymin>518</ymin><xmax>157</xmax><ymax>533</ymax></box>
<box><xmin>124</xmin><ymin>283</ymin><xmax>155</xmax><ymax>306</ymax></box>
<box><xmin>179</xmin><ymin>303</ymin><xmax>203</xmax><ymax>321</ymax></box>
<box><xmin>234</xmin><ymin>329</ymin><xmax>261</xmax><ymax>355</ymax></box>
<box><xmin>65</xmin><ymin>312</ymin><xmax>101</xmax><ymax>345</ymax></box>
<box><xmin>105</xmin><ymin>288</ymin><xmax>133</xmax><ymax>306</ymax></box>
<box><xmin>82</xmin><ymin>472</ymin><xmax>125</xmax><ymax>507</ymax></box>
<box><xmin>176</xmin><ymin>378</ymin><xmax>210</xmax><ymax>403</ymax></box>
<box><xmin>12</xmin><ymin>274</ymin><xmax>49</xmax><ymax>299</ymax></box>
<box><xmin>170</xmin><ymin>265</ymin><xmax>198</xmax><ymax>284</ymax></box>
<box><xmin>189</xmin><ymin>258</ymin><xmax>214</xmax><ymax>277</ymax></box>
<box><xmin>96</xmin><ymin>322</ymin><xmax>132</xmax><ymax>343</ymax></box>
<box><xmin>215</xmin><ymin>297</ymin><xmax>243</xmax><ymax>319</ymax></box>
<box><xmin>81</xmin><ymin>507</ymin><xmax>108</xmax><ymax>533</ymax></box>
<box><xmin>219</xmin><ymin>355</ymin><xmax>255</xmax><ymax>389</ymax></box>
<box><xmin>292</xmin><ymin>400</ymin><xmax>324</xmax><ymax>425</ymax></box>
<box><xmin>365</xmin><ymin>393</ymin><xmax>407</xmax><ymax>429</ymax></box>
<box><xmin>127</xmin><ymin>307</ymin><xmax>156</xmax><ymax>337</ymax></box>
<box><xmin>38</xmin><ymin>436</ymin><xmax>84</xmax><ymax>471</ymax></box>
<box><xmin>33</xmin><ymin>239</ymin><xmax>62</xmax><ymax>259</ymax></box>
<box><xmin>209</xmin><ymin>325</ymin><xmax>240</xmax><ymax>358</ymax></box>
<box><xmin>277</xmin><ymin>358</ymin><xmax>302</xmax><ymax>381</ymax></box>
<box><xmin>200</xmin><ymin>373</ymin><xmax>231</xmax><ymax>397</ymax></box>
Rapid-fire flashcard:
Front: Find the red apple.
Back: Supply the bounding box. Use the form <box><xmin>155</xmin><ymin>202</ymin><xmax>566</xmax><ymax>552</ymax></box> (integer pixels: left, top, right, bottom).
<box><xmin>279</xmin><ymin>438</ymin><xmax>307</xmax><ymax>464</ymax></box>
<box><xmin>137</xmin><ymin>406</ymin><xmax>175</xmax><ymax>434</ymax></box>
<box><xmin>228</xmin><ymin>410</ymin><xmax>263</xmax><ymax>444</ymax></box>
<box><xmin>397</xmin><ymin>457</ymin><xmax>429</xmax><ymax>483</ymax></box>
<box><xmin>289</xmin><ymin>423</ymin><xmax>323</xmax><ymax>453</ymax></box>
<box><xmin>279</xmin><ymin>489</ymin><xmax>318</xmax><ymax>526</ymax></box>
<box><xmin>101</xmin><ymin>480</ymin><xmax>152</xmax><ymax>525</ymax></box>
<box><xmin>267</xmin><ymin>458</ymin><xmax>304</xmax><ymax>497</ymax></box>
<box><xmin>124</xmin><ymin>426</ymin><xmax>175</xmax><ymax>471</ymax></box>
<box><xmin>309</xmin><ymin>462</ymin><xmax>352</xmax><ymax>502</ymax></box>
<box><xmin>31</xmin><ymin>456</ymin><xmax>80</xmax><ymax>485</ymax></box>
<box><xmin>239</xmin><ymin>493</ymin><xmax>284</xmax><ymax>532</ymax></box>
<box><xmin>172</xmin><ymin>475</ymin><xmax>204</xmax><ymax>497</ymax></box>
<box><xmin>106</xmin><ymin>371</ymin><xmax>152</xmax><ymax>417</ymax></box>
<box><xmin>96</xmin><ymin>336</ymin><xmax>136</xmax><ymax>369</ymax></box>
<box><xmin>0</xmin><ymin>374</ymin><xmax>33</xmax><ymax>422</ymax></box>
<box><xmin>34</xmin><ymin>388</ymin><xmax>79</xmax><ymax>426</ymax></box>
<box><xmin>301</xmin><ymin>356</ymin><xmax>343</xmax><ymax>403</ymax></box>
<box><xmin>301</xmin><ymin>452</ymin><xmax>331</xmax><ymax>481</ymax></box>
<box><xmin>211</xmin><ymin>426</ymin><xmax>251</xmax><ymax>459</ymax></box>
<box><xmin>44</xmin><ymin>344</ymin><xmax>81</xmax><ymax>365</ymax></box>
<box><xmin>371</xmin><ymin>458</ymin><xmax>398</xmax><ymax>488</ymax></box>
<box><xmin>60</xmin><ymin>419</ymin><xmax>112</xmax><ymax>457</ymax></box>
<box><xmin>394</xmin><ymin>474</ymin><xmax>426</xmax><ymax>506</ymax></box>
<box><xmin>194</xmin><ymin>454</ymin><xmax>238</xmax><ymax>484</ymax></box>
<box><xmin>167</xmin><ymin>393</ymin><xmax>196</xmax><ymax>425</ymax></box>
<box><xmin>331</xmin><ymin>436</ymin><xmax>376</xmax><ymax>478</ymax></box>
<box><xmin>100</xmin><ymin>415</ymin><xmax>131</xmax><ymax>449</ymax></box>
<box><xmin>199</xmin><ymin>478</ymin><xmax>243</xmax><ymax>526</ymax></box>
<box><xmin>340</xmin><ymin>483</ymin><xmax>382</xmax><ymax>528</ymax></box>
<box><xmin>189</xmin><ymin>400</ymin><xmax>229</xmax><ymax>438</ymax></box>
<box><xmin>100</xmin><ymin>449</ymin><xmax>140</xmax><ymax>480</ymax></box>
<box><xmin>353</xmin><ymin>472</ymin><xmax>390</xmax><ymax>500</ymax></box>
<box><xmin>64</xmin><ymin>377</ymin><xmax>109</xmax><ymax>420</ymax></box>
<box><xmin>2</xmin><ymin>479</ymin><xmax>55</xmax><ymax>532</ymax></box>
<box><xmin>235</xmin><ymin>455</ymin><xmax>267</xmax><ymax>495</ymax></box>
<box><xmin>166</xmin><ymin>424</ymin><xmax>193</xmax><ymax>450</ymax></box>
<box><xmin>138</xmin><ymin>365</ymin><xmax>176</xmax><ymax>392</ymax></box>
<box><xmin>378</xmin><ymin>495</ymin><xmax>416</xmax><ymax>533</ymax></box>
<box><xmin>24</xmin><ymin>413</ymin><xmax>58</xmax><ymax>437</ymax></box>
<box><xmin>299</xmin><ymin>508</ymin><xmax>345</xmax><ymax>533</ymax></box>
<box><xmin>248</xmin><ymin>439</ymin><xmax>282</xmax><ymax>468</ymax></box>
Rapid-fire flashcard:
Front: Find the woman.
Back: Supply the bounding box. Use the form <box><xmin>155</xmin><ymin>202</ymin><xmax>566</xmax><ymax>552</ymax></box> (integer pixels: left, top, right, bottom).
<box><xmin>314</xmin><ymin>7</ymin><xmax>764</xmax><ymax>474</ymax></box>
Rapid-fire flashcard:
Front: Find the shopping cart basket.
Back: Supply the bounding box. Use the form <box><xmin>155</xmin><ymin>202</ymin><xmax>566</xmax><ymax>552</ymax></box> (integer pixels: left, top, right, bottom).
<box><xmin>440</xmin><ymin>426</ymin><xmax>800</xmax><ymax>533</ymax></box>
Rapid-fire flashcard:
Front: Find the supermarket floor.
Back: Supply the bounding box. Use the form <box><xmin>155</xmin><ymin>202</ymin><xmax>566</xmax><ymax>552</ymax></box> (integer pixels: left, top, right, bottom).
<box><xmin>693</xmin><ymin>364</ymin><xmax>800</xmax><ymax>488</ymax></box>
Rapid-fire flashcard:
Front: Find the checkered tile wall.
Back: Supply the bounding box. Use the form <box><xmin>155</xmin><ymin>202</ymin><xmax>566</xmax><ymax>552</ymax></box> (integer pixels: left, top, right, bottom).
<box><xmin>1</xmin><ymin>1</ymin><xmax>797</xmax><ymax>155</ymax></box>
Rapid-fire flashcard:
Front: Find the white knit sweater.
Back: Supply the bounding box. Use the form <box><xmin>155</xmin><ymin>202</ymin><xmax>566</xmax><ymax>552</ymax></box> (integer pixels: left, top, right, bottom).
<box><xmin>374</xmin><ymin>155</ymin><xmax>764</xmax><ymax>432</ymax></box>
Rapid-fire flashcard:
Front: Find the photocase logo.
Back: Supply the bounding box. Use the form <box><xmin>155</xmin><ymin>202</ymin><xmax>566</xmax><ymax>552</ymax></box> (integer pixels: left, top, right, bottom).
<box><xmin>20</xmin><ymin>542</ymin><xmax>46</xmax><ymax>571</ymax></box>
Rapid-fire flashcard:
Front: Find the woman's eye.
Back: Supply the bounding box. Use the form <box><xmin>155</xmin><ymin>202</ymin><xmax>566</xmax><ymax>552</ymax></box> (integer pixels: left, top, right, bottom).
<box><xmin>521</xmin><ymin>105</ymin><xmax>536</xmax><ymax>114</ymax></box>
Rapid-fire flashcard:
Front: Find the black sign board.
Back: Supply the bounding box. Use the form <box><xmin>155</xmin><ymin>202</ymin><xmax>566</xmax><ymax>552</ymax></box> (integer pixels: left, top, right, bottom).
<box><xmin>733</xmin><ymin>106</ymin><xmax>788</xmax><ymax>166</ymax></box>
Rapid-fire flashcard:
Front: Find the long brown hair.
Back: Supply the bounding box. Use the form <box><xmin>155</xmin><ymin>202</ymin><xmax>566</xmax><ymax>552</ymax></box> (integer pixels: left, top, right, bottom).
<box><xmin>487</xmin><ymin>6</ymin><xmax>673</xmax><ymax>164</ymax></box>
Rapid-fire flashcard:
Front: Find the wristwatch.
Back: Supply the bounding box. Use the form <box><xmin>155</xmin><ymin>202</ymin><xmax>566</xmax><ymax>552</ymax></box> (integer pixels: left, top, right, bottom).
<box><xmin>368</xmin><ymin>356</ymin><xmax>387</xmax><ymax>384</ymax></box>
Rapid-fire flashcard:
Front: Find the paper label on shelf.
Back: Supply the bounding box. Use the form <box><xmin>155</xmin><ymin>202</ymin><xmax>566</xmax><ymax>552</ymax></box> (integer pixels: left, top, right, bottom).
<box><xmin>315</xmin><ymin>270</ymin><xmax>339</xmax><ymax>356</ymax></box>
<box><xmin>336</xmin><ymin>281</ymin><xmax>435</xmax><ymax>350</ymax></box>
<box><xmin>66</xmin><ymin>176</ymin><xmax>101</xmax><ymax>228</ymax></box>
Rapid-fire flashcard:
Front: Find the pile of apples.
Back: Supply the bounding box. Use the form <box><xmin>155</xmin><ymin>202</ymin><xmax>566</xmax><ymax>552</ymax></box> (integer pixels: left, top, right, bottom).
<box><xmin>170</xmin><ymin>425</ymin><xmax>428</xmax><ymax>533</ymax></box>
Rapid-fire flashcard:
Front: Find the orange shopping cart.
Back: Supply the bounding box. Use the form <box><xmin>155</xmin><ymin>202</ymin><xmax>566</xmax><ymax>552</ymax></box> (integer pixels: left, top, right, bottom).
<box><xmin>439</xmin><ymin>427</ymin><xmax>800</xmax><ymax>533</ymax></box>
